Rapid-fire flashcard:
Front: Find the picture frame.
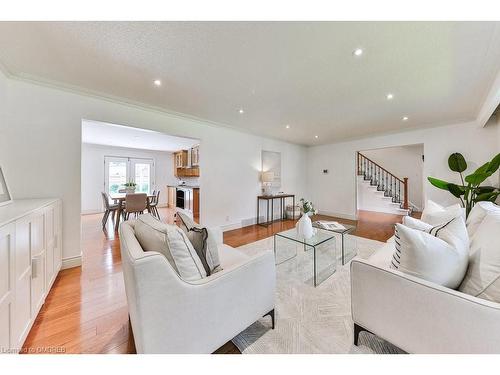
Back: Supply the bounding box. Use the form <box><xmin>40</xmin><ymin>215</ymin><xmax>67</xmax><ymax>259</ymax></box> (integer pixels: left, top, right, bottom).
<box><xmin>0</xmin><ymin>166</ymin><xmax>13</xmax><ymax>207</ymax></box>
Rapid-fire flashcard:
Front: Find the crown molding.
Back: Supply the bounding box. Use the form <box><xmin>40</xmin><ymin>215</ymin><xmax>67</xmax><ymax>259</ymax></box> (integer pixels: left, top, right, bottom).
<box><xmin>7</xmin><ymin>70</ymin><xmax>305</xmax><ymax>147</ymax></box>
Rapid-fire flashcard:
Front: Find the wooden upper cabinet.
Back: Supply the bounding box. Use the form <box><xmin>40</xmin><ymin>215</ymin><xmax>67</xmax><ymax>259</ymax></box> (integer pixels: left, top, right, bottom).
<box><xmin>191</xmin><ymin>145</ymin><xmax>200</xmax><ymax>166</ymax></box>
<box><xmin>173</xmin><ymin>148</ymin><xmax>200</xmax><ymax>177</ymax></box>
<box><xmin>174</xmin><ymin>150</ymin><xmax>188</xmax><ymax>168</ymax></box>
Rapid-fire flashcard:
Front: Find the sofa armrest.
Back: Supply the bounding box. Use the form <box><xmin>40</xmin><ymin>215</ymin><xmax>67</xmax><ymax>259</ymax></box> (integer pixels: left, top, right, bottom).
<box><xmin>351</xmin><ymin>259</ymin><xmax>500</xmax><ymax>353</ymax></box>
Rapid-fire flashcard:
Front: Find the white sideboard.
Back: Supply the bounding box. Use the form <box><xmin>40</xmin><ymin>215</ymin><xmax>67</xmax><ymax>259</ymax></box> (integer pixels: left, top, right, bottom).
<box><xmin>0</xmin><ymin>199</ymin><xmax>62</xmax><ymax>353</ymax></box>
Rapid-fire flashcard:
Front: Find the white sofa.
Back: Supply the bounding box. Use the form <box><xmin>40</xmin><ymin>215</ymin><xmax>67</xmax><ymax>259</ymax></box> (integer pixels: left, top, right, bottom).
<box><xmin>351</xmin><ymin>237</ymin><xmax>500</xmax><ymax>353</ymax></box>
<box><xmin>119</xmin><ymin>220</ymin><xmax>276</xmax><ymax>353</ymax></box>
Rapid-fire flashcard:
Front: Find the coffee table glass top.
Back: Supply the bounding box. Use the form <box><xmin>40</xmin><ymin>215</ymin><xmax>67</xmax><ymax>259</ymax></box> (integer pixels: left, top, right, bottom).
<box><xmin>275</xmin><ymin>228</ymin><xmax>337</xmax><ymax>247</ymax></box>
<box><xmin>312</xmin><ymin>222</ymin><xmax>356</xmax><ymax>234</ymax></box>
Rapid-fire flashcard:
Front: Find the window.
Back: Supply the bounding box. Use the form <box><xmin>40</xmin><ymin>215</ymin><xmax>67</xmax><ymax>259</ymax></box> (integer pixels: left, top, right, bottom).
<box><xmin>104</xmin><ymin>157</ymin><xmax>155</xmax><ymax>195</ymax></box>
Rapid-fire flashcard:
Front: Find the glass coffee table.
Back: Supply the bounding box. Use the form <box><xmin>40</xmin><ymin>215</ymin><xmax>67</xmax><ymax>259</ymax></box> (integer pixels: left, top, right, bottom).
<box><xmin>312</xmin><ymin>222</ymin><xmax>357</xmax><ymax>265</ymax></box>
<box><xmin>273</xmin><ymin>228</ymin><xmax>337</xmax><ymax>287</ymax></box>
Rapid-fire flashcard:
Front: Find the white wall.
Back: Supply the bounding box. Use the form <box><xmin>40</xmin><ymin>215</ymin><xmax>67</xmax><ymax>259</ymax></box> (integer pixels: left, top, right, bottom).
<box><xmin>81</xmin><ymin>143</ymin><xmax>175</xmax><ymax>213</ymax></box>
<box><xmin>0</xmin><ymin>71</ymin><xmax>308</xmax><ymax>267</ymax></box>
<box><xmin>307</xmin><ymin>121</ymin><xmax>500</xmax><ymax>220</ymax></box>
<box><xmin>361</xmin><ymin>144</ymin><xmax>424</xmax><ymax>210</ymax></box>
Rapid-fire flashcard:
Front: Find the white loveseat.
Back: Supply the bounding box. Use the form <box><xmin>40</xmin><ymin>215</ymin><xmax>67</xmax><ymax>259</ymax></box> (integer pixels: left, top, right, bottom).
<box><xmin>351</xmin><ymin>225</ymin><xmax>500</xmax><ymax>354</ymax></box>
<box><xmin>119</xmin><ymin>220</ymin><xmax>276</xmax><ymax>353</ymax></box>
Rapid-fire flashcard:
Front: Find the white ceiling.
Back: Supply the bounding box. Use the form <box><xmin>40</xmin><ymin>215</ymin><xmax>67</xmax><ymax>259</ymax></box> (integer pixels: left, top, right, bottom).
<box><xmin>82</xmin><ymin>120</ymin><xmax>199</xmax><ymax>152</ymax></box>
<box><xmin>1</xmin><ymin>22</ymin><xmax>500</xmax><ymax>145</ymax></box>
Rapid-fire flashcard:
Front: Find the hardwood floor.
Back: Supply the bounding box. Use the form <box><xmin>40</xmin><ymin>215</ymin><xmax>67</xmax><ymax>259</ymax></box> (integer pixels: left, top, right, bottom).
<box><xmin>22</xmin><ymin>208</ymin><xmax>414</xmax><ymax>354</ymax></box>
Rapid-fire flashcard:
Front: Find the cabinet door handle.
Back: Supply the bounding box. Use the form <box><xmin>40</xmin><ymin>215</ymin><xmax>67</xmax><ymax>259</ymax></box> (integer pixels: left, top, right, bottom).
<box><xmin>31</xmin><ymin>257</ymin><xmax>38</xmax><ymax>279</ymax></box>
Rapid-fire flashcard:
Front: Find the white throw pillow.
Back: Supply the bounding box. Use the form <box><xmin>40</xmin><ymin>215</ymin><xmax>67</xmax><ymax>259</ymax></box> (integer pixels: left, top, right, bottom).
<box><xmin>402</xmin><ymin>215</ymin><xmax>434</xmax><ymax>231</ymax></box>
<box><xmin>176</xmin><ymin>209</ymin><xmax>222</xmax><ymax>275</ymax></box>
<box><xmin>466</xmin><ymin>201</ymin><xmax>500</xmax><ymax>239</ymax></box>
<box><xmin>421</xmin><ymin>200</ymin><xmax>465</xmax><ymax>226</ymax></box>
<box><xmin>459</xmin><ymin>213</ymin><xmax>500</xmax><ymax>302</ymax></box>
<box><xmin>390</xmin><ymin>216</ymin><xmax>469</xmax><ymax>289</ymax></box>
<box><xmin>134</xmin><ymin>214</ymin><xmax>207</xmax><ymax>281</ymax></box>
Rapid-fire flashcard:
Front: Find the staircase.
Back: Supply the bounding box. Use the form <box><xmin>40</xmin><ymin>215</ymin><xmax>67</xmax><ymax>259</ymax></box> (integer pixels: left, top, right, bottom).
<box><xmin>357</xmin><ymin>152</ymin><xmax>412</xmax><ymax>215</ymax></box>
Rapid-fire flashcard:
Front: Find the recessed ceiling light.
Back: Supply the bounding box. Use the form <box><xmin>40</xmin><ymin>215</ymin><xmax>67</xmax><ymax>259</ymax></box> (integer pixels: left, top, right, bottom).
<box><xmin>402</xmin><ymin>116</ymin><xmax>409</xmax><ymax>121</ymax></box>
<box><xmin>315</xmin><ymin>135</ymin><xmax>319</xmax><ymax>139</ymax></box>
<box><xmin>239</xmin><ymin>108</ymin><xmax>244</xmax><ymax>114</ymax></box>
<box><xmin>353</xmin><ymin>48</ymin><xmax>363</xmax><ymax>57</ymax></box>
<box><xmin>386</xmin><ymin>93</ymin><xmax>394</xmax><ymax>100</ymax></box>
<box><xmin>153</xmin><ymin>79</ymin><xmax>161</xmax><ymax>86</ymax></box>
<box><xmin>285</xmin><ymin>124</ymin><xmax>290</xmax><ymax>129</ymax></box>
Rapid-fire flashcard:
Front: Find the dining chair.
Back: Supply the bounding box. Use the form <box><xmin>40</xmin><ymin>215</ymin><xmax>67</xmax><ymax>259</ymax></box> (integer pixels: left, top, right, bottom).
<box><xmin>101</xmin><ymin>192</ymin><xmax>120</xmax><ymax>230</ymax></box>
<box><xmin>124</xmin><ymin>193</ymin><xmax>148</xmax><ymax>220</ymax></box>
<box><xmin>148</xmin><ymin>190</ymin><xmax>161</xmax><ymax>219</ymax></box>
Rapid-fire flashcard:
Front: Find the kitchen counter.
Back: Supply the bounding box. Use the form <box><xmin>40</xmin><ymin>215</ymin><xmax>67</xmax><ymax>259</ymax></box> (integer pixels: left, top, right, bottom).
<box><xmin>167</xmin><ymin>185</ymin><xmax>200</xmax><ymax>189</ymax></box>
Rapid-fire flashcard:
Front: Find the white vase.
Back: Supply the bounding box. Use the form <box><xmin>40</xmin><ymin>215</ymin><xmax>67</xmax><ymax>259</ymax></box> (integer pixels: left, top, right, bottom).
<box><xmin>296</xmin><ymin>213</ymin><xmax>314</xmax><ymax>239</ymax></box>
<box><xmin>125</xmin><ymin>187</ymin><xmax>136</xmax><ymax>193</ymax></box>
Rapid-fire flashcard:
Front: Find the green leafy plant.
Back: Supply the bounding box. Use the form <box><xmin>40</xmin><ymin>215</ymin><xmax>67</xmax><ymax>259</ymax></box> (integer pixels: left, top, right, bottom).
<box><xmin>428</xmin><ymin>152</ymin><xmax>500</xmax><ymax>217</ymax></box>
<box><xmin>123</xmin><ymin>181</ymin><xmax>137</xmax><ymax>188</ymax></box>
<box><xmin>299</xmin><ymin>198</ymin><xmax>318</xmax><ymax>215</ymax></box>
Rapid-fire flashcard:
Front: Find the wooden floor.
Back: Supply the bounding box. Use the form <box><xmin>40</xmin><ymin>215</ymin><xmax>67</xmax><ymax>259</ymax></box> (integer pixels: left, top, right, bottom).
<box><xmin>22</xmin><ymin>208</ymin><xmax>415</xmax><ymax>354</ymax></box>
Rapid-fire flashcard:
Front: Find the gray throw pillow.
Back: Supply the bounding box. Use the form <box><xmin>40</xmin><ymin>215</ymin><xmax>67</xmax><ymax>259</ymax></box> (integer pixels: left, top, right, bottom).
<box><xmin>176</xmin><ymin>209</ymin><xmax>222</xmax><ymax>275</ymax></box>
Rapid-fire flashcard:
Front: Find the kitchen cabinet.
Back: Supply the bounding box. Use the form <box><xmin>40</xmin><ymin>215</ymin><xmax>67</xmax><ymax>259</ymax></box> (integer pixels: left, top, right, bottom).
<box><xmin>0</xmin><ymin>199</ymin><xmax>63</xmax><ymax>351</ymax></box>
<box><xmin>174</xmin><ymin>150</ymin><xmax>188</xmax><ymax>169</ymax></box>
<box><xmin>191</xmin><ymin>145</ymin><xmax>200</xmax><ymax>166</ymax></box>
<box><xmin>167</xmin><ymin>186</ymin><xmax>176</xmax><ymax>208</ymax></box>
<box><xmin>193</xmin><ymin>188</ymin><xmax>200</xmax><ymax>217</ymax></box>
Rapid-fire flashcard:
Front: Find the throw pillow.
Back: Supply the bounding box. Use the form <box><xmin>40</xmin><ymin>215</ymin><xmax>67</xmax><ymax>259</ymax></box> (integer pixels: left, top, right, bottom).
<box><xmin>421</xmin><ymin>200</ymin><xmax>465</xmax><ymax>226</ymax></box>
<box><xmin>134</xmin><ymin>214</ymin><xmax>207</xmax><ymax>281</ymax></box>
<box><xmin>459</xmin><ymin>213</ymin><xmax>500</xmax><ymax>302</ymax></box>
<box><xmin>176</xmin><ymin>209</ymin><xmax>222</xmax><ymax>275</ymax></box>
<box><xmin>390</xmin><ymin>216</ymin><xmax>469</xmax><ymax>289</ymax></box>
<box><xmin>466</xmin><ymin>201</ymin><xmax>500</xmax><ymax>239</ymax></box>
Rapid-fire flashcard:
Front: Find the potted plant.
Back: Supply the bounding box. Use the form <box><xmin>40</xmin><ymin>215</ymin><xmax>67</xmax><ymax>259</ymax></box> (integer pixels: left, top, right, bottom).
<box><xmin>123</xmin><ymin>181</ymin><xmax>137</xmax><ymax>194</ymax></box>
<box><xmin>428</xmin><ymin>152</ymin><xmax>500</xmax><ymax>218</ymax></box>
<box><xmin>296</xmin><ymin>198</ymin><xmax>318</xmax><ymax>239</ymax></box>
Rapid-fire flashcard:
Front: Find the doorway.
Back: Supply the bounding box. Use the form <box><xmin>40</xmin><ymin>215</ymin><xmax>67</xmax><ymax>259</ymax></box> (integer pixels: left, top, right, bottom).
<box><xmin>356</xmin><ymin>144</ymin><xmax>424</xmax><ymax>216</ymax></box>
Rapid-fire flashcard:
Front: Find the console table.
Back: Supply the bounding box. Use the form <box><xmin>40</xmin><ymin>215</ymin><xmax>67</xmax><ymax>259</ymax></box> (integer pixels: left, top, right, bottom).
<box><xmin>257</xmin><ymin>194</ymin><xmax>295</xmax><ymax>226</ymax></box>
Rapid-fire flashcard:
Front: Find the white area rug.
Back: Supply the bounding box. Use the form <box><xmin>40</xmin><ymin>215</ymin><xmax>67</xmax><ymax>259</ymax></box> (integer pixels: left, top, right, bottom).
<box><xmin>232</xmin><ymin>234</ymin><xmax>404</xmax><ymax>354</ymax></box>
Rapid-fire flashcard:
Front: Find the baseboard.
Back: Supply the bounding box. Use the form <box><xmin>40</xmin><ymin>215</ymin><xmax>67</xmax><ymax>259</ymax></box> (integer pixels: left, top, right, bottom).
<box><xmin>62</xmin><ymin>254</ymin><xmax>82</xmax><ymax>270</ymax></box>
<box><xmin>81</xmin><ymin>209</ymin><xmax>103</xmax><ymax>215</ymax></box>
<box><xmin>317</xmin><ymin>210</ymin><xmax>357</xmax><ymax>221</ymax></box>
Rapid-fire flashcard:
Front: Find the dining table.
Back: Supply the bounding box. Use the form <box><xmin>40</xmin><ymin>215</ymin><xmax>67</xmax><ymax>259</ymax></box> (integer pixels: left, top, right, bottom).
<box><xmin>109</xmin><ymin>193</ymin><xmax>156</xmax><ymax>231</ymax></box>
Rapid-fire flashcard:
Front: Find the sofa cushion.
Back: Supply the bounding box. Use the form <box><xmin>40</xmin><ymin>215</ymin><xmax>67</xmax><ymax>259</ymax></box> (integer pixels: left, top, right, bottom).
<box><xmin>390</xmin><ymin>216</ymin><xmax>469</xmax><ymax>289</ymax></box>
<box><xmin>176</xmin><ymin>209</ymin><xmax>222</xmax><ymax>275</ymax></box>
<box><xmin>134</xmin><ymin>214</ymin><xmax>207</xmax><ymax>281</ymax></box>
<box><xmin>459</xmin><ymin>213</ymin><xmax>500</xmax><ymax>302</ymax></box>
<box><xmin>421</xmin><ymin>200</ymin><xmax>465</xmax><ymax>226</ymax></box>
<box><xmin>218</xmin><ymin>244</ymin><xmax>250</xmax><ymax>269</ymax></box>
<box><xmin>466</xmin><ymin>201</ymin><xmax>500</xmax><ymax>239</ymax></box>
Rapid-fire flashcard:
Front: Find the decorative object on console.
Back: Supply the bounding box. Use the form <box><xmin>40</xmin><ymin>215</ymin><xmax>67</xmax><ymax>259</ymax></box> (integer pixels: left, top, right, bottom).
<box><xmin>296</xmin><ymin>198</ymin><xmax>317</xmax><ymax>239</ymax></box>
<box><xmin>261</xmin><ymin>171</ymin><xmax>274</xmax><ymax>196</ymax></box>
<box><xmin>428</xmin><ymin>152</ymin><xmax>500</xmax><ymax>218</ymax></box>
<box><xmin>0</xmin><ymin>166</ymin><xmax>12</xmax><ymax>206</ymax></box>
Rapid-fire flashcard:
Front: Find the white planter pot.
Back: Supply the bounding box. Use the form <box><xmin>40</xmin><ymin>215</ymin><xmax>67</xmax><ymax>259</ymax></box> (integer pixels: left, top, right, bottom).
<box><xmin>125</xmin><ymin>188</ymin><xmax>136</xmax><ymax>193</ymax></box>
<box><xmin>296</xmin><ymin>213</ymin><xmax>314</xmax><ymax>239</ymax></box>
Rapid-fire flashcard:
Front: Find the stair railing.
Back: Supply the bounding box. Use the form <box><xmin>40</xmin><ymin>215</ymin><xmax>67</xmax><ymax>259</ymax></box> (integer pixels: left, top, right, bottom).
<box><xmin>357</xmin><ymin>151</ymin><xmax>409</xmax><ymax>210</ymax></box>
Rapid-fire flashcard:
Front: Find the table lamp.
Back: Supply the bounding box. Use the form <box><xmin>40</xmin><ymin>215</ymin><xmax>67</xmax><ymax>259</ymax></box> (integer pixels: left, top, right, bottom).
<box><xmin>261</xmin><ymin>171</ymin><xmax>274</xmax><ymax>196</ymax></box>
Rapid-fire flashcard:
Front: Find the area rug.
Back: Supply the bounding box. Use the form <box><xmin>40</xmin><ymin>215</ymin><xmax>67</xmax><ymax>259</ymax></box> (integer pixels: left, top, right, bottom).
<box><xmin>231</xmin><ymin>234</ymin><xmax>404</xmax><ymax>354</ymax></box>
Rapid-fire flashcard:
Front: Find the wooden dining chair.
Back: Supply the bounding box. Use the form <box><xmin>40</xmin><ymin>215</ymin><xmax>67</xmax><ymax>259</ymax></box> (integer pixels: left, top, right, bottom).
<box><xmin>124</xmin><ymin>193</ymin><xmax>148</xmax><ymax>220</ymax></box>
<box><xmin>101</xmin><ymin>192</ymin><xmax>119</xmax><ymax>230</ymax></box>
<box><xmin>148</xmin><ymin>190</ymin><xmax>161</xmax><ymax>219</ymax></box>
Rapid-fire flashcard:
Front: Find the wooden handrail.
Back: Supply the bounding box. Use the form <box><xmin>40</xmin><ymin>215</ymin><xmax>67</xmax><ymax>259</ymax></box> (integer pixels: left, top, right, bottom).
<box><xmin>357</xmin><ymin>152</ymin><xmax>404</xmax><ymax>183</ymax></box>
<box><xmin>357</xmin><ymin>151</ymin><xmax>409</xmax><ymax>211</ymax></box>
